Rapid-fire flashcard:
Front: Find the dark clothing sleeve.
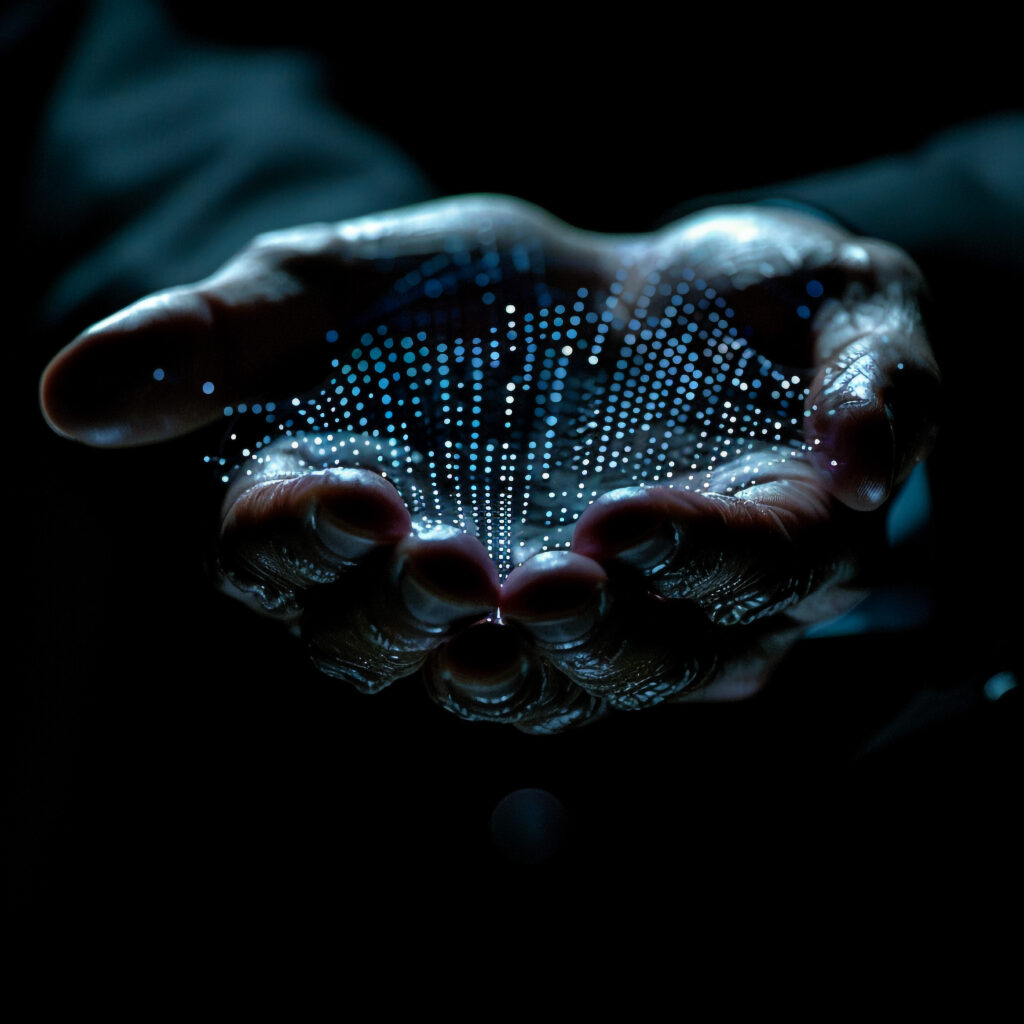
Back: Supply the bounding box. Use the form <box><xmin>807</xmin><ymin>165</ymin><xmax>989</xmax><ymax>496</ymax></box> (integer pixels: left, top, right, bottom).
<box><xmin>667</xmin><ymin>114</ymin><xmax>1019</xmax><ymax>311</ymax></box>
<box><xmin>759</xmin><ymin>114</ymin><xmax>1024</xmax><ymax>276</ymax></box>
<box><xmin>668</xmin><ymin>112</ymin><xmax>1024</xmax><ymax>280</ymax></box>
<box><xmin>7</xmin><ymin>0</ymin><xmax>432</xmax><ymax>343</ymax></box>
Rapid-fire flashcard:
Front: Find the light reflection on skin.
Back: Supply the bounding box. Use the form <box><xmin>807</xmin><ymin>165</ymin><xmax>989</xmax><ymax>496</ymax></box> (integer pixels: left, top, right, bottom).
<box><xmin>212</xmin><ymin>230</ymin><xmax>818</xmax><ymax>580</ymax></box>
<box><xmin>40</xmin><ymin>198</ymin><xmax>939</xmax><ymax>730</ymax></box>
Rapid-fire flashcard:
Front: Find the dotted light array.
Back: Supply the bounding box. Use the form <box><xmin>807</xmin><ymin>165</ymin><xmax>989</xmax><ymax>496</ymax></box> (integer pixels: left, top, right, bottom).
<box><xmin>209</xmin><ymin>234</ymin><xmax>816</xmax><ymax>578</ymax></box>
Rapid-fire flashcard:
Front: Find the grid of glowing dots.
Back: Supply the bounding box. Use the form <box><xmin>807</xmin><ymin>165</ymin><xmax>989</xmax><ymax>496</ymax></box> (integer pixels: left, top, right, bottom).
<box><xmin>207</xmin><ymin>235</ymin><xmax>816</xmax><ymax>578</ymax></box>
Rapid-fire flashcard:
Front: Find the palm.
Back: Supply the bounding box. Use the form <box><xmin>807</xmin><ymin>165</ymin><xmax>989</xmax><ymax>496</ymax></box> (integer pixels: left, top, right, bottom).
<box><xmin>221</xmin><ymin>201</ymin><xmax>821</xmax><ymax>577</ymax></box>
<box><xmin>42</xmin><ymin>196</ymin><xmax>938</xmax><ymax>728</ymax></box>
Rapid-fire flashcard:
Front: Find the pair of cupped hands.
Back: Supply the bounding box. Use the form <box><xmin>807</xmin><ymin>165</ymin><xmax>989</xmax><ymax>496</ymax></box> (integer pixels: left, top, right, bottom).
<box><xmin>41</xmin><ymin>197</ymin><xmax>939</xmax><ymax>733</ymax></box>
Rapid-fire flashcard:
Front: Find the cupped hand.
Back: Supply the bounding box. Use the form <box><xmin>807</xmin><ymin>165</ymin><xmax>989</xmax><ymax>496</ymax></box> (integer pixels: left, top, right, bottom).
<box><xmin>40</xmin><ymin>196</ymin><xmax>939</xmax><ymax>730</ymax></box>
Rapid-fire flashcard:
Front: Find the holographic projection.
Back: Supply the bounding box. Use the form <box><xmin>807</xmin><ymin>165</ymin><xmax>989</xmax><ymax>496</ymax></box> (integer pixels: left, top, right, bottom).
<box><xmin>211</xmin><ymin>228</ymin><xmax>817</xmax><ymax>578</ymax></box>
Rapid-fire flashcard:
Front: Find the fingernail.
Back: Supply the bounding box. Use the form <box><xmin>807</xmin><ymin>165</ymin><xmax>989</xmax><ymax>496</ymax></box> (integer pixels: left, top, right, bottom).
<box><xmin>614</xmin><ymin>520</ymin><xmax>682</xmax><ymax>573</ymax></box>
<box><xmin>574</xmin><ymin>489</ymin><xmax>681</xmax><ymax>573</ymax></box>
<box><xmin>400</xmin><ymin>570</ymin><xmax>488</xmax><ymax>626</ymax></box>
<box><xmin>445</xmin><ymin>665</ymin><xmax>527</xmax><ymax>705</ymax></box>
<box><xmin>501</xmin><ymin>550</ymin><xmax>610</xmax><ymax>646</ymax></box>
<box><xmin>314</xmin><ymin>470</ymin><xmax>411</xmax><ymax>560</ymax></box>
<box><xmin>425</xmin><ymin>624</ymin><xmax>533</xmax><ymax>721</ymax></box>
<box><xmin>40</xmin><ymin>292</ymin><xmax>223</xmax><ymax>446</ymax></box>
<box><xmin>314</xmin><ymin>511</ymin><xmax>384</xmax><ymax>561</ymax></box>
<box><xmin>397</xmin><ymin>532</ymin><xmax>499</xmax><ymax>627</ymax></box>
<box><xmin>524</xmin><ymin>588</ymin><xmax>608</xmax><ymax>647</ymax></box>
<box><xmin>812</xmin><ymin>396</ymin><xmax>895</xmax><ymax>511</ymax></box>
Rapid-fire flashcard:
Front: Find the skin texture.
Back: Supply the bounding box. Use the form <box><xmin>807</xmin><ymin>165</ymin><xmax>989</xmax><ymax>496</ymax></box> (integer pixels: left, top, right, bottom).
<box><xmin>40</xmin><ymin>196</ymin><xmax>940</xmax><ymax>732</ymax></box>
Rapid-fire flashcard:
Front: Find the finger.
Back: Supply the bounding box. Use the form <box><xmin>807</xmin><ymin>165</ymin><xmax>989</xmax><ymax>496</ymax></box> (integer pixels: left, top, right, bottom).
<box><xmin>216</xmin><ymin>466</ymin><xmax>413</xmax><ymax>615</ymax></box>
<box><xmin>501</xmin><ymin>551</ymin><xmax>717</xmax><ymax>710</ymax></box>
<box><xmin>422</xmin><ymin>619</ymin><xmax>608</xmax><ymax>733</ymax></box>
<box><xmin>303</xmin><ymin>526</ymin><xmax>499</xmax><ymax>693</ymax></box>
<box><xmin>39</xmin><ymin>225</ymin><xmax>367</xmax><ymax>447</ymax></box>
<box><xmin>502</xmin><ymin>548</ymin><xmax>831</xmax><ymax>706</ymax></box>
<box><xmin>571</xmin><ymin>463</ymin><xmax>863</xmax><ymax>627</ymax></box>
<box><xmin>806</xmin><ymin>238</ymin><xmax>940</xmax><ymax>510</ymax></box>
<box><xmin>39</xmin><ymin>197</ymin><xmax>613</xmax><ymax>448</ymax></box>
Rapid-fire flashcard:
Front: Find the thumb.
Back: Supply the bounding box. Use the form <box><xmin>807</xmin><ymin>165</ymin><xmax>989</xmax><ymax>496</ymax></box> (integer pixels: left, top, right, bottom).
<box><xmin>39</xmin><ymin>224</ymin><xmax>356</xmax><ymax>447</ymax></box>
<box><xmin>39</xmin><ymin>196</ymin><xmax>594</xmax><ymax>448</ymax></box>
<box><xmin>42</xmin><ymin>288</ymin><xmax>226</xmax><ymax>446</ymax></box>
<box><xmin>39</xmin><ymin>196</ymin><xmax>619</xmax><ymax>448</ymax></box>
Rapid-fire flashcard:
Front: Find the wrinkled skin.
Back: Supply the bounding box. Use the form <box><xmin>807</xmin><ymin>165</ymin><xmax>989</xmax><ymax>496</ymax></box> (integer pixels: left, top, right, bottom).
<box><xmin>41</xmin><ymin>197</ymin><xmax>939</xmax><ymax>732</ymax></box>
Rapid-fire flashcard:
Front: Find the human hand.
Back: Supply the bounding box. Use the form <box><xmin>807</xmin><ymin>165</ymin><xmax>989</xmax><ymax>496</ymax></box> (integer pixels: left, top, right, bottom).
<box><xmin>40</xmin><ymin>196</ymin><xmax>939</xmax><ymax>730</ymax></box>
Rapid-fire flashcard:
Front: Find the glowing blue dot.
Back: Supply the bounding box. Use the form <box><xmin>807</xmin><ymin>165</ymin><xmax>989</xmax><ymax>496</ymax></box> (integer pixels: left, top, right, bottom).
<box><xmin>202</xmin><ymin>381</ymin><xmax>215</xmax><ymax>394</ymax></box>
<box><xmin>806</xmin><ymin>280</ymin><xmax>824</xmax><ymax>298</ymax></box>
<box><xmin>152</xmin><ymin>368</ymin><xmax>165</xmax><ymax>381</ymax></box>
<box><xmin>326</xmin><ymin>329</ymin><xmax>339</xmax><ymax>343</ymax></box>
<box><xmin>482</xmin><ymin>292</ymin><xmax>495</xmax><ymax>305</ymax></box>
<box><xmin>796</xmin><ymin>305</ymin><xmax>811</xmax><ymax>319</ymax></box>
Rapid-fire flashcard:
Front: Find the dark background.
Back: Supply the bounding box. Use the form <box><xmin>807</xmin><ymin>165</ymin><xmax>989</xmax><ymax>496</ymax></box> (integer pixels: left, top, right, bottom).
<box><xmin>7</xmin><ymin>2</ymin><xmax>1021</xmax><ymax>927</ymax></box>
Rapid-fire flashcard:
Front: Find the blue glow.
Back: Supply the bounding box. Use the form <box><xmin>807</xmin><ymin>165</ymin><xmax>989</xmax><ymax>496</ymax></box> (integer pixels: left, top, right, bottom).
<box><xmin>984</xmin><ymin>671</ymin><xmax>1018</xmax><ymax>701</ymax></box>
<box><xmin>215</xmin><ymin>233</ymin><xmax>815</xmax><ymax>583</ymax></box>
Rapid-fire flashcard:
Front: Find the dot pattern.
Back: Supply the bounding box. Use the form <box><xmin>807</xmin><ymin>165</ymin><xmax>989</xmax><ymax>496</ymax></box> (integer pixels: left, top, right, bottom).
<box><xmin>210</xmin><ymin>234</ymin><xmax>816</xmax><ymax>578</ymax></box>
